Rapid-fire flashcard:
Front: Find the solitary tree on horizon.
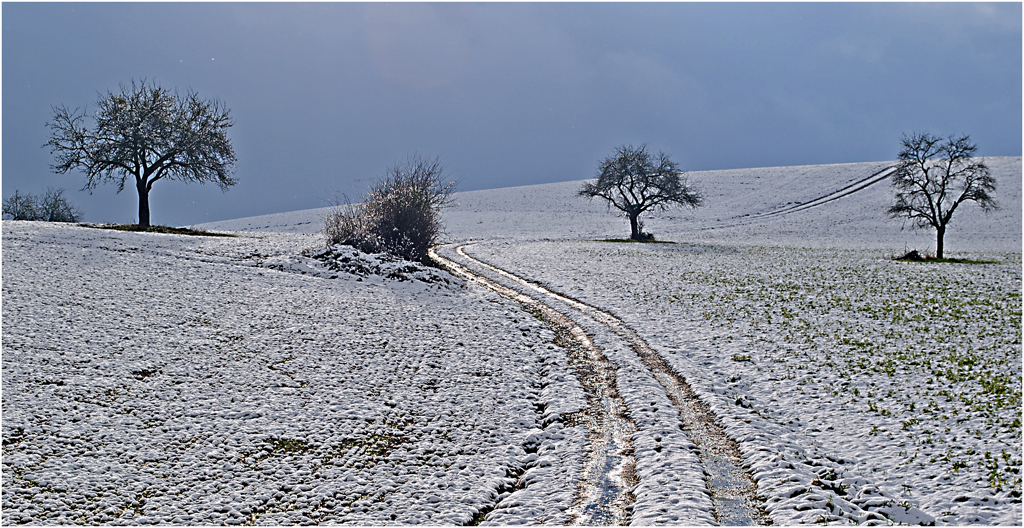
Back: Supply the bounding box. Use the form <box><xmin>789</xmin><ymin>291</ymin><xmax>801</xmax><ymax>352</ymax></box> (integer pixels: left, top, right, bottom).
<box><xmin>46</xmin><ymin>79</ymin><xmax>237</xmax><ymax>229</ymax></box>
<box><xmin>888</xmin><ymin>132</ymin><xmax>997</xmax><ymax>259</ymax></box>
<box><xmin>579</xmin><ymin>144</ymin><xmax>703</xmax><ymax>241</ymax></box>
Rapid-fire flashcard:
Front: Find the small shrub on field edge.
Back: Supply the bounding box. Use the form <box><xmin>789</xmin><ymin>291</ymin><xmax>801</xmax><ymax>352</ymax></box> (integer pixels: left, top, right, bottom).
<box><xmin>325</xmin><ymin>155</ymin><xmax>455</xmax><ymax>263</ymax></box>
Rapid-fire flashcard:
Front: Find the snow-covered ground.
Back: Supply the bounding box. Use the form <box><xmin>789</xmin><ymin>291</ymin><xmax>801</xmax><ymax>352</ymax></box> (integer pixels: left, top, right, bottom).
<box><xmin>197</xmin><ymin>157</ymin><xmax>1021</xmax><ymax>255</ymax></box>
<box><xmin>3</xmin><ymin>157</ymin><xmax>1020</xmax><ymax>525</ymax></box>
<box><xmin>464</xmin><ymin>240</ymin><xmax>1021</xmax><ymax>525</ymax></box>
<box><xmin>2</xmin><ymin>224</ymin><xmax>588</xmax><ymax>524</ymax></box>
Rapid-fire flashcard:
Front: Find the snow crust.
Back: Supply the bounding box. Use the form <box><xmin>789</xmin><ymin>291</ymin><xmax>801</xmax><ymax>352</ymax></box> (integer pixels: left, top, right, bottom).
<box><xmin>467</xmin><ymin>240</ymin><xmax>1021</xmax><ymax>525</ymax></box>
<box><xmin>197</xmin><ymin>157</ymin><xmax>1021</xmax><ymax>254</ymax></box>
<box><xmin>437</xmin><ymin>157</ymin><xmax>1020</xmax><ymax>253</ymax></box>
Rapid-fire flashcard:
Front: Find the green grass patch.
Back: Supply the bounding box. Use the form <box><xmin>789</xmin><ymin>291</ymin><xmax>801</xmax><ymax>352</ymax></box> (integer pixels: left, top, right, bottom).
<box><xmin>263</xmin><ymin>437</ymin><xmax>314</xmax><ymax>455</ymax></box>
<box><xmin>78</xmin><ymin>223</ymin><xmax>236</xmax><ymax>237</ymax></box>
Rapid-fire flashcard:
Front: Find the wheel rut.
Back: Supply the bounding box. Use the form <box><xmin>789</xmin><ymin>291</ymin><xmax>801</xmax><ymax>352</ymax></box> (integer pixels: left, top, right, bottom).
<box><xmin>750</xmin><ymin>165</ymin><xmax>896</xmax><ymax>219</ymax></box>
<box><xmin>693</xmin><ymin>165</ymin><xmax>897</xmax><ymax>232</ymax></box>
<box><xmin>433</xmin><ymin>243</ymin><xmax>771</xmax><ymax>525</ymax></box>
<box><xmin>428</xmin><ymin>246</ymin><xmax>638</xmax><ymax>525</ymax></box>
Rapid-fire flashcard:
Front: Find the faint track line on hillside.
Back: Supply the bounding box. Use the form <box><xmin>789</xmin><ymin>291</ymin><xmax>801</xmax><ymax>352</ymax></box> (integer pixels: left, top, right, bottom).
<box><xmin>694</xmin><ymin>165</ymin><xmax>896</xmax><ymax>232</ymax></box>
<box><xmin>750</xmin><ymin>165</ymin><xmax>896</xmax><ymax>219</ymax></box>
<box><xmin>441</xmin><ymin>243</ymin><xmax>771</xmax><ymax>525</ymax></box>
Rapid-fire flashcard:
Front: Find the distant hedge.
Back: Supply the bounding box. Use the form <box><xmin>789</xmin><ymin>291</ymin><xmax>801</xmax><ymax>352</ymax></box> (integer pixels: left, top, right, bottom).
<box><xmin>3</xmin><ymin>188</ymin><xmax>82</xmax><ymax>222</ymax></box>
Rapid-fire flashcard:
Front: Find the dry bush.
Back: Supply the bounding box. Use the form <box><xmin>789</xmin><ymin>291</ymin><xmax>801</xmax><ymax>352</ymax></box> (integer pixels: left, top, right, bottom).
<box><xmin>39</xmin><ymin>188</ymin><xmax>83</xmax><ymax>222</ymax></box>
<box><xmin>325</xmin><ymin>156</ymin><xmax>455</xmax><ymax>263</ymax></box>
<box><xmin>3</xmin><ymin>188</ymin><xmax>82</xmax><ymax>222</ymax></box>
<box><xmin>2</xmin><ymin>190</ymin><xmax>42</xmax><ymax>221</ymax></box>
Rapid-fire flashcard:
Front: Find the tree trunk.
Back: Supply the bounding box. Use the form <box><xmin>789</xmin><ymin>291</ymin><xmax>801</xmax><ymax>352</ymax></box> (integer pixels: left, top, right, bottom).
<box><xmin>629</xmin><ymin>214</ymin><xmax>641</xmax><ymax>240</ymax></box>
<box><xmin>137</xmin><ymin>181</ymin><xmax>151</xmax><ymax>230</ymax></box>
<box><xmin>936</xmin><ymin>225</ymin><xmax>945</xmax><ymax>259</ymax></box>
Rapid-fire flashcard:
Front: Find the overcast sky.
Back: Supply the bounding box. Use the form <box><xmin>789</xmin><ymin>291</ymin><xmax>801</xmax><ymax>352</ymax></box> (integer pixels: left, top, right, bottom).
<box><xmin>3</xmin><ymin>2</ymin><xmax>1021</xmax><ymax>226</ymax></box>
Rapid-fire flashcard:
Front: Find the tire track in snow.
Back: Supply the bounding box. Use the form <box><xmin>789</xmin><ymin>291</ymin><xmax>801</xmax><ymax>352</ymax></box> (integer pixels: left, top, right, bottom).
<box><xmin>427</xmin><ymin>246</ymin><xmax>638</xmax><ymax>525</ymax></box>
<box><xmin>749</xmin><ymin>165</ymin><xmax>896</xmax><ymax>219</ymax></box>
<box><xmin>438</xmin><ymin>243</ymin><xmax>771</xmax><ymax>525</ymax></box>
<box><xmin>694</xmin><ymin>165</ymin><xmax>896</xmax><ymax>232</ymax></box>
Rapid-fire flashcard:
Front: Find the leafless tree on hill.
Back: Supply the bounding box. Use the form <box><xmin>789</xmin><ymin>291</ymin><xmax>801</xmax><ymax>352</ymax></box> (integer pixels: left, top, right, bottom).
<box><xmin>579</xmin><ymin>144</ymin><xmax>703</xmax><ymax>241</ymax></box>
<box><xmin>888</xmin><ymin>132</ymin><xmax>996</xmax><ymax>259</ymax></box>
<box><xmin>46</xmin><ymin>79</ymin><xmax>237</xmax><ymax>229</ymax></box>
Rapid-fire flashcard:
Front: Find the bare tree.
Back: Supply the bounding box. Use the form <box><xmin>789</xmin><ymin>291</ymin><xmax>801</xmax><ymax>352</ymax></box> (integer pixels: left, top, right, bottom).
<box><xmin>579</xmin><ymin>144</ymin><xmax>703</xmax><ymax>240</ymax></box>
<box><xmin>888</xmin><ymin>132</ymin><xmax>996</xmax><ymax>258</ymax></box>
<box><xmin>46</xmin><ymin>79</ymin><xmax>237</xmax><ymax>229</ymax></box>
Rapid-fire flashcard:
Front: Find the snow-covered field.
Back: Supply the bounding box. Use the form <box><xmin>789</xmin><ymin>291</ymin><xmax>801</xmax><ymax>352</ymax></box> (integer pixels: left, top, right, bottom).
<box><xmin>464</xmin><ymin>240</ymin><xmax>1021</xmax><ymax>525</ymax></box>
<box><xmin>3</xmin><ymin>158</ymin><xmax>1020</xmax><ymax>525</ymax></box>
<box><xmin>1</xmin><ymin>226</ymin><xmax>588</xmax><ymax>524</ymax></box>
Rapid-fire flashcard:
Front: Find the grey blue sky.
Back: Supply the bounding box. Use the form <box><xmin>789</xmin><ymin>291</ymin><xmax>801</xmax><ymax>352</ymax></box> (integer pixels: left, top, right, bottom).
<box><xmin>3</xmin><ymin>2</ymin><xmax>1021</xmax><ymax>226</ymax></box>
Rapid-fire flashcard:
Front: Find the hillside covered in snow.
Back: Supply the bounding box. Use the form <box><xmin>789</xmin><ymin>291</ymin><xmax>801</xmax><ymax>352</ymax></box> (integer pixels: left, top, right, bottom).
<box><xmin>3</xmin><ymin>158</ymin><xmax>1020</xmax><ymax>525</ymax></box>
<box><xmin>200</xmin><ymin>157</ymin><xmax>1021</xmax><ymax>254</ymax></box>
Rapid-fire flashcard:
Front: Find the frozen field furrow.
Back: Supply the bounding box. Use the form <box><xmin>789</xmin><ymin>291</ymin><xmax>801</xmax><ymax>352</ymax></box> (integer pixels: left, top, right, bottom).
<box><xmin>2</xmin><ymin>222</ymin><xmax>591</xmax><ymax>525</ymax></box>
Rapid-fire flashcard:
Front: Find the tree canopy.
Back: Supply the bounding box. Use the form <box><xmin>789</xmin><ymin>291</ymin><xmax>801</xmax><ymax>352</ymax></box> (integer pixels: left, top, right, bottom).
<box><xmin>888</xmin><ymin>132</ymin><xmax>996</xmax><ymax>258</ymax></box>
<box><xmin>579</xmin><ymin>144</ymin><xmax>702</xmax><ymax>240</ymax></box>
<box><xmin>46</xmin><ymin>79</ymin><xmax>237</xmax><ymax>229</ymax></box>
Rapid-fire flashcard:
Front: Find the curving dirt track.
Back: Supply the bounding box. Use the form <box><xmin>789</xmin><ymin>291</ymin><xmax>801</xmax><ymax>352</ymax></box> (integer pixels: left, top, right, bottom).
<box><xmin>427</xmin><ymin>245</ymin><xmax>639</xmax><ymax>525</ymax></box>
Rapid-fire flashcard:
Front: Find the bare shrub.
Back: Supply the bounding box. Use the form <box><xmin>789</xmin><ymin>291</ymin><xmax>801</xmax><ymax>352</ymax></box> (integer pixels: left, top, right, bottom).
<box><xmin>40</xmin><ymin>188</ymin><xmax>83</xmax><ymax>222</ymax></box>
<box><xmin>2</xmin><ymin>190</ymin><xmax>42</xmax><ymax>220</ymax></box>
<box><xmin>325</xmin><ymin>156</ymin><xmax>455</xmax><ymax>263</ymax></box>
<box><xmin>3</xmin><ymin>188</ymin><xmax>82</xmax><ymax>222</ymax></box>
<box><xmin>324</xmin><ymin>200</ymin><xmax>376</xmax><ymax>252</ymax></box>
